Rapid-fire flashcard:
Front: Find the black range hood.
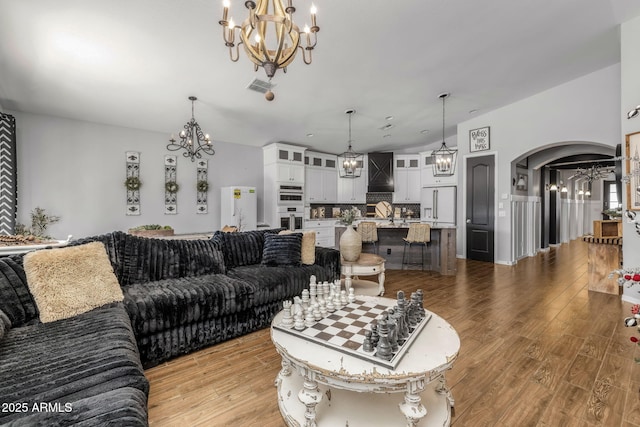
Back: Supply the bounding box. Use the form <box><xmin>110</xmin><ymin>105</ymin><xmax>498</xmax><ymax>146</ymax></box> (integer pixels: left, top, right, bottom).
<box><xmin>368</xmin><ymin>152</ymin><xmax>394</xmax><ymax>192</ymax></box>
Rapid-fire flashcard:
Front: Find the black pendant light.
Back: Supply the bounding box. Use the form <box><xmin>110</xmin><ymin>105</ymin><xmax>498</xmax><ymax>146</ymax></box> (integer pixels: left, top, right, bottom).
<box><xmin>431</xmin><ymin>93</ymin><xmax>457</xmax><ymax>176</ymax></box>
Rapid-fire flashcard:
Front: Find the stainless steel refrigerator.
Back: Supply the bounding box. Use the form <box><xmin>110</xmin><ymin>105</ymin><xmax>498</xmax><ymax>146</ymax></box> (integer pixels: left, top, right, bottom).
<box><xmin>421</xmin><ymin>186</ymin><xmax>456</xmax><ymax>227</ymax></box>
<box><xmin>220</xmin><ymin>186</ymin><xmax>257</xmax><ymax>231</ymax></box>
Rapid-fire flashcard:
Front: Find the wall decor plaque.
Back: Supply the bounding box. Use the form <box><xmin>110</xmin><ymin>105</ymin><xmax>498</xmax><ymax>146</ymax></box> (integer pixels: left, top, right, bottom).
<box><xmin>125</xmin><ymin>151</ymin><xmax>141</xmax><ymax>215</ymax></box>
<box><xmin>164</xmin><ymin>155</ymin><xmax>178</xmax><ymax>214</ymax></box>
<box><xmin>469</xmin><ymin>126</ymin><xmax>490</xmax><ymax>152</ymax></box>
<box><xmin>196</xmin><ymin>159</ymin><xmax>208</xmax><ymax>214</ymax></box>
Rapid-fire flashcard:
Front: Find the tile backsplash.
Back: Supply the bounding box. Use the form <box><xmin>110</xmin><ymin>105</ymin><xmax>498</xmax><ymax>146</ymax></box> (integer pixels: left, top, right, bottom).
<box><xmin>309</xmin><ymin>192</ymin><xmax>420</xmax><ymax>220</ymax></box>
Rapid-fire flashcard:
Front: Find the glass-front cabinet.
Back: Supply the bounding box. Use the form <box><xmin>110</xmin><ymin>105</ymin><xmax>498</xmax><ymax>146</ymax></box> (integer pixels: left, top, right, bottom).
<box><xmin>305</xmin><ymin>151</ymin><xmax>338</xmax><ymax>203</ymax></box>
<box><xmin>393</xmin><ymin>154</ymin><xmax>421</xmax><ymax>202</ymax></box>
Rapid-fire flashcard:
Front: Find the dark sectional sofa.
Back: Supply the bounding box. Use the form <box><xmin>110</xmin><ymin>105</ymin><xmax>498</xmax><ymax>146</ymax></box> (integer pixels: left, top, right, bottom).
<box><xmin>0</xmin><ymin>228</ymin><xmax>341</xmax><ymax>426</ymax></box>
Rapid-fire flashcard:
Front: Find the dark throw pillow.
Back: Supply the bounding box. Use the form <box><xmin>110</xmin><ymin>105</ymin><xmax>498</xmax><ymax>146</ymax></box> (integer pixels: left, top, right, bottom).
<box><xmin>262</xmin><ymin>233</ymin><xmax>302</xmax><ymax>267</ymax></box>
<box><xmin>0</xmin><ymin>308</ymin><xmax>10</xmax><ymax>341</ymax></box>
<box><xmin>212</xmin><ymin>228</ymin><xmax>285</xmax><ymax>269</ymax></box>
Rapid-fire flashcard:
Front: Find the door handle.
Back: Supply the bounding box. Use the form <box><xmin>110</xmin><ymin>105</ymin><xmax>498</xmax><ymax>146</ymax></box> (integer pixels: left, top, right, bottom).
<box><xmin>432</xmin><ymin>191</ymin><xmax>437</xmax><ymax>219</ymax></box>
<box><xmin>466</xmin><ymin>219</ymin><xmax>471</xmax><ymax>224</ymax></box>
<box><xmin>434</xmin><ymin>189</ymin><xmax>438</xmax><ymax>219</ymax></box>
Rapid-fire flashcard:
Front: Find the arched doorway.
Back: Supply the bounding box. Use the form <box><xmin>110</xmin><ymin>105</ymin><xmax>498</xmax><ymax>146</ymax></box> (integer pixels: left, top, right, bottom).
<box><xmin>511</xmin><ymin>142</ymin><xmax>617</xmax><ymax>262</ymax></box>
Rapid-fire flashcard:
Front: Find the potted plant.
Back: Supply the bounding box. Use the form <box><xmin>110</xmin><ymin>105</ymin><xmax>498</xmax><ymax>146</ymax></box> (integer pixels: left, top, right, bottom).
<box><xmin>602</xmin><ymin>208</ymin><xmax>622</xmax><ymax>220</ymax></box>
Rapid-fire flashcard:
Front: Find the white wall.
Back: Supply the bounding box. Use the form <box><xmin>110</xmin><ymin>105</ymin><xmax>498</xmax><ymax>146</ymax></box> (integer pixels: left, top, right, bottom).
<box><xmin>622</xmin><ymin>15</ymin><xmax>640</xmax><ymax>270</ymax></box>
<box><xmin>457</xmin><ymin>64</ymin><xmax>621</xmax><ymax>264</ymax></box>
<box><xmin>10</xmin><ymin>111</ymin><xmax>264</xmax><ymax>239</ymax></box>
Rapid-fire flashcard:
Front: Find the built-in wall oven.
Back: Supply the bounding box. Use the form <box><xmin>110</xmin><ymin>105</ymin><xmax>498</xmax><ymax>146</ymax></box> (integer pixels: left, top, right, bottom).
<box><xmin>278</xmin><ymin>205</ymin><xmax>304</xmax><ymax>230</ymax></box>
<box><xmin>278</xmin><ymin>185</ymin><xmax>304</xmax><ymax>204</ymax></box>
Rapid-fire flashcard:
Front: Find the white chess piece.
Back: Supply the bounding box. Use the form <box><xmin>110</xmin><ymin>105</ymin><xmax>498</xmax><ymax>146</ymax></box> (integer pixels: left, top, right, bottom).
<box><xmin>305</xmin><ymin>309</ymin><xmax>315</xmax><ymax>327</ymax></box>
<box><xmin>326</xmin><ymin>294</ymin><xmax>335</xmax><ymax>312</ymax></box>
<box><xmin>320</xmin><ymin>302</ymin><xmax>328</xmax><ymax>318</ymax></box>
<box><xmin>281</xmin><ymin>300</ymin><xmax>294</xmax><ymax>328</ymax></box>
<box><xmin>312</xmin><ymin>303</ymin><xmax>321</xmax><ymax>320</ymax></box>
<box><xmin>293</xmin><ymin>299</ymin><xmax>303</xmax><ymax>317</ymax></box>
<box><xmin>348</xmin><ymin>287</ymin><xmax>356</xmax><ymax>303</ymax></box>
<box><xmin>323</xmin><ymin>282</ymin><xmax>330</xmax><ymax>301</ymax></box>
<box><xmin>294</xmin><ymin>311</ymin><xmax>305</xmax><ymax>330</ymax></box>
<box><xmin>334</xmin><ymin>279</ymin><xmax>342</xmax><ymax>295</ymax></box>
<box><xmin>340</xmin><ymin>290</ymin><xmax>348</xmax><ymax>306</ymax></box>
<box><xmin>333</xmin><ymin>288</ymin><xmax>342</xmax><ymax>309</ymax></box>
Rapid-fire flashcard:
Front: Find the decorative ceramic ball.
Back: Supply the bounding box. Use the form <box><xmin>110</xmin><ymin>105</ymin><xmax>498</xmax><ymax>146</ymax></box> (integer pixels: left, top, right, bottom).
<box><xmin>265</xmin><ymin>91</ymin><xmax>275</xmax><ymax>101</ymax></box>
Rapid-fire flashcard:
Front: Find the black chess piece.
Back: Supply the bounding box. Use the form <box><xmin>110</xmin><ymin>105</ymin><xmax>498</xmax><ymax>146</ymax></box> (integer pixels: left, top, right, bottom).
<box><xmin>406</xmin><ymin>296</ymin><xmax>414</xmax><ymax>328</ymax></box>
<box><xmin>375</xmin><ymin>319</ymin><xmax>393</xmax><ymax>361</ymax></box>
<box><xmin>388</xmin><ymin>317</ymin><xmax>398</xmax><ymax>353</ymax></box>
<box><xmin>416</xmin><ymin>289</ymin><xmax>425</xmax><ymax>317</ymax></box>
<box><xmin>371</xmin><ymin>323</ymin><xmax>379</xmax><ymax>347</ymax></box>
<box><xmin>363</xmin><ymin>330</ymin><xmax>374</xmax><ymax>352</ymax></box>
<box><xmin>395</xmin><ymin>297</ymin><xmax>409</xmax><ymax>342</ymax></box>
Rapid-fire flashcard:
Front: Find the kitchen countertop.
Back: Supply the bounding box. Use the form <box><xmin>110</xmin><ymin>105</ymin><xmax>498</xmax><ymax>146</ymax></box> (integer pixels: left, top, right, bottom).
<box><xmin>305</xmin><ymin>218</ymin><xmax>456</xmax><ymax>229</ymax></box>
<box><xmin>342</xmin><ymin>223</ymin><xmax>456</xmax><ymax>229</ymax></box>
<box><xmin>306</xmin><ymin>218</ymin><xmax>422</xmax><ymax>224</ymax></box>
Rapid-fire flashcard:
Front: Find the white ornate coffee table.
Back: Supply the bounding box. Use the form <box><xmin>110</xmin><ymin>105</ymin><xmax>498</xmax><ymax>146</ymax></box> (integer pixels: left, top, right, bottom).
<box><xmin>270</xmin><ymin>295</ymin><xmax>460</xmax><ymax>427</ymax></box>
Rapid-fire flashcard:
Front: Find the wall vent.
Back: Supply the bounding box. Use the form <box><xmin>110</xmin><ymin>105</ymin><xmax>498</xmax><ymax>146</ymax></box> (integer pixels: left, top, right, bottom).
<box><xmin>246</xmin><ymin>78</ymin><xmax>275</xmax><ymax>94</ymax></box>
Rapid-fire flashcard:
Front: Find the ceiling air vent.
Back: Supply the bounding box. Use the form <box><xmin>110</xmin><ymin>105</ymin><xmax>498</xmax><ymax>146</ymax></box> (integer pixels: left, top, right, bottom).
<box><xmin>246</xmin><ymin>78</ymin><xmax>275</xmax><ymax>94</ymax></box>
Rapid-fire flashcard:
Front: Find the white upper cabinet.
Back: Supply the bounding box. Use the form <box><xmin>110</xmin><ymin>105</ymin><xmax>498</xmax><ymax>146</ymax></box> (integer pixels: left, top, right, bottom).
<box><xmin>393</xmin><ymin>154</ymin><xmax>421</xmax><ymax>202</ymax></box>
<box><xmin>277</xmin><ymin>162</ymin><xmax>305</xmax><ymax>183</ymax></box>
<box><xmin>305</xmin><ymin>151</ymin><xmax>338</xmax><ymax>203</ymax></box>
<box><xmin>264</xmin><ymin>143</ymin><xmax>306</xmax><ymax>184</ymax></box>
<box><xmin>264</xmin><ymin>143</ymin><xmax>305</xmax><ymax>165</ymax></box>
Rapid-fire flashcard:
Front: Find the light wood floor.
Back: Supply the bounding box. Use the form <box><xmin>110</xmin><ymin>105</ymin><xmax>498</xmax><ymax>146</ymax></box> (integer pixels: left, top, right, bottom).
<box><xmin>146</xmin><ymin>239</ymin><xmax>640</xmax><ymax>426</ymax></box>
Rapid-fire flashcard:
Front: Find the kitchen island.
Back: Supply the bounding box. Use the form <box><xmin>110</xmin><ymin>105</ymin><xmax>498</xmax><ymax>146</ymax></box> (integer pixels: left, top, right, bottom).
<box><xmin>336</xmin><ymin>222</ymin><xmax>457</xmax><ymax>275</ymax></box>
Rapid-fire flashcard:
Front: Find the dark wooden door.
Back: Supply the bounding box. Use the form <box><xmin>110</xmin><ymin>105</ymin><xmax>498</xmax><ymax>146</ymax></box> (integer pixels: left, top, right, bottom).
<box><xmin>466</xmin><ymin>155</ymin><xmax>495</xmax><ymax>262</ymax></box>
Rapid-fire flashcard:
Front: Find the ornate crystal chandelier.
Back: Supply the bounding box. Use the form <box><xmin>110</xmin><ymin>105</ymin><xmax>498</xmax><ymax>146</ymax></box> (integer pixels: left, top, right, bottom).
<box><xmin>167</xmin><ymin>96</ymin><xmax>215</xmax><ymax>162</ymax></box>
<box><xmin>338</xmin><ymin>109</ymin><xmax>363</xmax><ymax>178</ymax></box>
<box><xmin>431</xmin><ymin>93</ymin><xmax>457</xmax><ymax>176</ymax></box>
<box><xmin>219</xmin><ymin>0</ymin><xmax>319</xmax><ymax>100</ymax></box>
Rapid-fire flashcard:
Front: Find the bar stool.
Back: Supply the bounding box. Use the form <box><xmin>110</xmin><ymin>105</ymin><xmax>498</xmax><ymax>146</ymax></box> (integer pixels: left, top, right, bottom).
<box><xmin>357</xmin><ymin>221</ymin><xmax>379</xmax><ymax>254</ymax></box>
<box><xmin>402</xmin><ymin>223</ymin><xmax>431</xmax><ymax>270</ymax></box>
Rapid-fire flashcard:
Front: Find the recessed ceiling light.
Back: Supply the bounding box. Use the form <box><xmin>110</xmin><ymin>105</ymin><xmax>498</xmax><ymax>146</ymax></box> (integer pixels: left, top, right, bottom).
<box><xmin>379</xmin><ymin>123</ymin><xmax>394</xmax><ymax>131</ymax></box>
<box><xmin>383</xmin><ymin>134</ymin><xmax>391</xmax><ymax>138</ymax></box>
<box><xmin>385</xmin><ymin>116</ymin><xmax>394</xmax><ymax>121</ymax></box>
<box><xmin>306</xmin><ymin>133</ymin><xmax>314</xmax><ymax>137</ymax></box>
<box><xmin>420</xmin><ymin>129</ymin><xmax>429</xmax><ymax>134</ymax></box>
<box><xmin>469</xmin><ymin>109</ymin><xmax>478</xmax><ymax>114</ymax></box>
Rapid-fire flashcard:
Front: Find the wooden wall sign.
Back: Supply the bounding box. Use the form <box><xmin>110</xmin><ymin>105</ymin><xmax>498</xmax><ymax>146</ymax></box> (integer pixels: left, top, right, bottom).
<box><xmin>469</xmin><ymin>126</ymin><xmax>490</xmax><ymax>152</ymax></box>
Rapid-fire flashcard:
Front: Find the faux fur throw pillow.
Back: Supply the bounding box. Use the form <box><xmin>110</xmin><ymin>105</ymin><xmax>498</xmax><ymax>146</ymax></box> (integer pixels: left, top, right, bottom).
<box><xmin>24</xmin><ymin>241</ymin><xmax>123</xmax><ymax>323</ymax></box>
<box><xmin>279</xmin><ymin>230</ymin><xmax>316</xmax><ymax>265</ymax></box>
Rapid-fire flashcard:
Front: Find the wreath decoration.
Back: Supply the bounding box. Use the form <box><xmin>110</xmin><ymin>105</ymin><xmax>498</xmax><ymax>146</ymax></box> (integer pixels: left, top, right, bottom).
<box><xmin>165</xmin><ymin>181</ymin><xmax>180</xmax><ymax>194</ymax></box>
<box><xmin>197</xmin><ymin>180</ymin><xmax>209</xmax><ymax>193</ymax></box>
<box><xmin>124</xmin><ymin>176</ymin><xmax>142</xmax><ymax>191</ymax></box>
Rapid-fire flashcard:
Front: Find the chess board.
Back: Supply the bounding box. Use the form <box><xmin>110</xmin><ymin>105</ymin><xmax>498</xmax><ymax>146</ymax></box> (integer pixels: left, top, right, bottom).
<box><xmin>273</xmin><ymin>299</ymin><xmax>431</xmax><ymax>369</ymax></box>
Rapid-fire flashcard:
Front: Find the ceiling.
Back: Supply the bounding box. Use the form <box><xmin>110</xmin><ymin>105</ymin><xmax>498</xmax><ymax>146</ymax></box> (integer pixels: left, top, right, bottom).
<box><xmin>1</xmin><ymin>0</ymin><xmax>639</xmax><ymax>156</ymax></box>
